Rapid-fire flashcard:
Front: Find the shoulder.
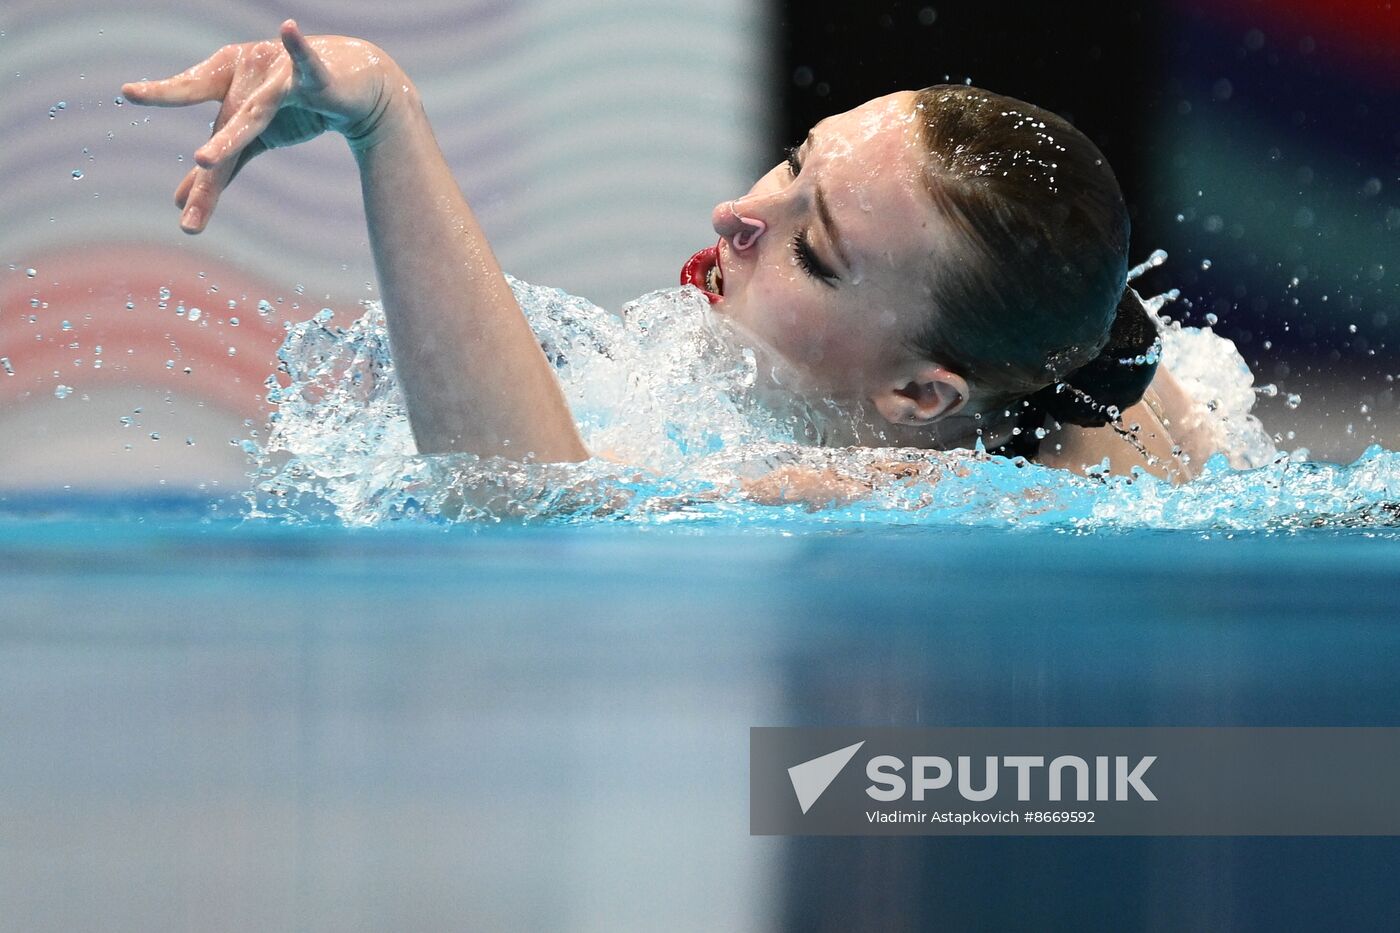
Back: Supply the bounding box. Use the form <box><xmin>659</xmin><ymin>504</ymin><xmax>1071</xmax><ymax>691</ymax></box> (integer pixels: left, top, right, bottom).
<box><xmin>1035</xmin><ymin>370</ymin><xmax>1195</xmax><ymax>484</ymax></box>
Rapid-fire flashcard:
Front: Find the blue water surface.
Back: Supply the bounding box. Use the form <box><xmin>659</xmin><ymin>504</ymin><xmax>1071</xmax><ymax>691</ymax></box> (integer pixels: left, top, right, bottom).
<box><xmin>3</xmin><ymin>499</ymin><xmax>1400</xmax><ymax>930</ymax></box>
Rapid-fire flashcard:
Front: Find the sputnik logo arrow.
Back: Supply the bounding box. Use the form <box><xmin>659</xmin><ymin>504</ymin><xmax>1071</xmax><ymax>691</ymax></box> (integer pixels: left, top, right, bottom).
<box><xmin>788</xmin><ymin>741</ymin><xmax>865</xmax><ymax>814</ymax></box>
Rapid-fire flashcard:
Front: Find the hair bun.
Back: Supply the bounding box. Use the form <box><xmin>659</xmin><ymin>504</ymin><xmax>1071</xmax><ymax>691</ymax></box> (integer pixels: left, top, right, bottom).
<box><xmin>1027</xmin><ymin>286</ymin><xmax>1162</xmax><ymax>428</ymax></box>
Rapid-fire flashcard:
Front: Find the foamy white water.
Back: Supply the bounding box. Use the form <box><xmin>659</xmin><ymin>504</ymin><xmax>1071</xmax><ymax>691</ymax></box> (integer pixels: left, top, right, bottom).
<box><xmin>245</xmin><ymin>276</ymin><xmax>1400</xmax><ymax>531</ymax></box>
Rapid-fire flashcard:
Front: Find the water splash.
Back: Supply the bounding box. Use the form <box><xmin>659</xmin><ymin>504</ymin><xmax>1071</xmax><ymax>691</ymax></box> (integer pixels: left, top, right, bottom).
<box><xmin>243</xmin><ymin>279</ymin><xmax>1400</xmax><ymax>532</ymax></box>
<box><xmin>1127</xmin><ymin>248</ymin><xmax>1168</xmax><ymax>282</ymax></box>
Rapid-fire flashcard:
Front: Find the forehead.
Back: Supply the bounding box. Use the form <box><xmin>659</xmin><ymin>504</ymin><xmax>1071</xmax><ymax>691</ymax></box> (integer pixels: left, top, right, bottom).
<box><xmin>813</xmin><ymin>92</ymin><xmax>922</xmax><ymax>165</ymax></box>
<box><xmin>813</xmin><ymin>93</ymin><xmax>940</xmax><ymax>290</ymax></box>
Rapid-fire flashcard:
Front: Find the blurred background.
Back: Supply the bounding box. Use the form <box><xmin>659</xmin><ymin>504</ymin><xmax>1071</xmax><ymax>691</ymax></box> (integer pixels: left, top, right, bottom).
<box><xmin>1</xmin><ymin>0</ymin><xmax>1397</xmax><ymax>489</ymax></box>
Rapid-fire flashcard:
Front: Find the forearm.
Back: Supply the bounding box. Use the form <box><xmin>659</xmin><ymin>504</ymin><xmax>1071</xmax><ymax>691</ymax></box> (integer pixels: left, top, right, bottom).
<box><xmin>349</xmin><ymin>78</ymin><xmax>587</xmax><ymax>461</ymax></box>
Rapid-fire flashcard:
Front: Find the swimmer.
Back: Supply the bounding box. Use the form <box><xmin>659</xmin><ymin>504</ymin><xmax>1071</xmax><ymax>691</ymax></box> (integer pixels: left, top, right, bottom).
<box><xmin>122</xmin><ymin>20</ymin><xmax>1214</xmax><ymax>493</ymax></box>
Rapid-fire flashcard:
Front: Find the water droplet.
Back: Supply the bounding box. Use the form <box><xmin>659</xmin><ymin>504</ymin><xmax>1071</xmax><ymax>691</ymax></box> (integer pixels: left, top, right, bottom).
<box><xmin>0</xmin><ymin>357</ymin><xmax>12</xmax><ymax>375</ymax></box>
<box><xmin>1200</xmin><ymin>258</ymin><xmax>1212</xmax><ymax>270</ymax></box>
<box><xmin>125</xmin><ymin>300</ymin><xmax>135</xmax><ymax>310</ymax></box>
<box><xmin>60</xmin><ymin>320</ymin><xmax>72</xmax><ymax>331</ymax></box>
<box><xmin>229</xmin><ymin>317</ymin><xmax>239</xmax><ymax>326</ymax></box>
<box><xmin>1285</xmin><ymin>393</ymin><xmax>1302</xmax><ymax>409</ymax></box>
<box><xmin>186</xmin><ymin>436</ymin><xmax>196</xmax><ymax>446</ymax></box>
<box><xmin>158</xmin><ymin>286</ymin><xmax>171</xmax><ymax>300</ymax></box>
<box><xmin>258</xmin><ymin>299</ymin><xmax>274</xmax><ymax>316</ymax></box>
<box><xmin>149</xmin><ymin>432</ymin><xmax>160</xmax><ymax>441</ymax></box>
<box><xmin>1205</xmin><ymin>312</ymin><xmax>1218</xmax><ymax>325</ymax></box>
<box><xmin>54</xmin><ymin>384</ymin><xmax>72</xmax><ymax>399</ymax></box>
<box><xmin>25</xmin><ymin>267</ymin><xmax>36</xmax><ymax>278</ymax></box>
<box><xmin>1126</xmin><ymin>249</ymin><xmax>1168</xmax><ymax>282</ymax></box>
<box><xmin>165</xmin><ymin>359</ymin><xmax>174</xmax><ymax>369</ymax></box>
<box><xmin>316</xmin><ymin>308</ymin><xmax>334</xmax><ymax>323</ymax></box>
<box><xmin>188</xmin><ymin>307</ymin><xmax>202</xmax><ymax>322</ymax></box>
<box><xmin>227</xmin><ymin>346</ymin><xmax>237</xmax><ymax>356</ymax></box>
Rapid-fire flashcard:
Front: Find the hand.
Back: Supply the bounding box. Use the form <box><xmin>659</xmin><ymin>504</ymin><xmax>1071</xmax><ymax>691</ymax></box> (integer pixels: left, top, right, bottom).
<box><xmin>121</xmin><ymin>20</ymin><xmax>404</xmax><ymax>234</ymax></box>
<box><xmin>739</xmin><ymin>456</ymin><xmax>955</xmax><ymax>510</ymax></box>
<box><xmin>740</xmin><ymin>465</ymin><xmax>870</xmax><ymax>509</ymax></box>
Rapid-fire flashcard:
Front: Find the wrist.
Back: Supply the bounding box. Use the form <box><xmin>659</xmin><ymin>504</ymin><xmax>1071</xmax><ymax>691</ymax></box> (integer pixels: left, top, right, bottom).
<box><xmin>344</xmin><ymin>64</ymin><xmax>422</xmax><ymax>152</ymax></box>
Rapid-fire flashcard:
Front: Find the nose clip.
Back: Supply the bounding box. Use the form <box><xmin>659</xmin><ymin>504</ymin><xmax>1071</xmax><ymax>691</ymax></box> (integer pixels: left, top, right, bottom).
<box><xmin>728</xmin><ymin>201</ymin><xmax>766</xmax><ymax>251</ymax></box>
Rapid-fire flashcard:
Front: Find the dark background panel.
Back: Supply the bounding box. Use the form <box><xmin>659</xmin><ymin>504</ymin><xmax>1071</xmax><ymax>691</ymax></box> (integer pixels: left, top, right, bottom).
<box><xmin>774</xmin><ymin>2</ymin><xmax>1165</xmax><ymax>255</ymax></box>
<box><xmin>774</xmin><ymin>0</ymin><xmax>1400</xmax><ymax>457</ymax></box>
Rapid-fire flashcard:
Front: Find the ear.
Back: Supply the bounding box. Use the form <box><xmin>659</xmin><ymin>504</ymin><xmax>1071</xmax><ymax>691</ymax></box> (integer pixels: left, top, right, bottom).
<box><xmin>870</xmin><ymin>364</ymin><xmax>970</xmax><ymax>426</ymax></box>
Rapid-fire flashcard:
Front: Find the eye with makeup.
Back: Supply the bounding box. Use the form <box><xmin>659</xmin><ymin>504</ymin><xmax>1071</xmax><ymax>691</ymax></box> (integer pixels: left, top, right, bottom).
<box><xmin>791</xmin><ymin>231</ymin><xmax>838</xmax><ymax>287</ymax></box>
<box><xmin>785</xmin><ymin>145</ymin><xmax>803</xmax><ymax>178</ymax></box>
<box><xmin>783</xmin><ymin>143</ymin><xmax>839</xmax><ymax>288</ymax></box>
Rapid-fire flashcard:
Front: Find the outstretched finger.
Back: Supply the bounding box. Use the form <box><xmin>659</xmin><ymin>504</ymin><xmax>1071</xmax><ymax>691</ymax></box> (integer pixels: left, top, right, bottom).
<box><xmin>280</xmin><ymin>20</ymin><xmax>332</xmax><ymax>88</ymax></box>
<box><xmin>193</xmin><ymin>68</ymin><xmax>287</xmax><ymax>168</ymax></box>
<box><xmin>175</xmin><ymin>138</ymin><xmax>264</xmax><ymax>210</ymax></box>
<box><xmin>179</xmin><ymin>149</ymin><xmax>244</xmax><ymax>233</ymax></box>
<box><xmin>176</xmin><ymin>139</ymin><xmax>265</xmax><ymax>221</ymax></box>
<box><xmin>175</xmin><ymin>166</ymin><xmax>197</xmax><ymax>209</ymax></box>
<box><xmin>178</xmin><ymin>165</ymin><xmax>226</xmax><ymax>233</ymax></box>
<box><xmin>121</xmin><ymin>46</ymin><xmax>236</xmax><ymax>107</ymax></box>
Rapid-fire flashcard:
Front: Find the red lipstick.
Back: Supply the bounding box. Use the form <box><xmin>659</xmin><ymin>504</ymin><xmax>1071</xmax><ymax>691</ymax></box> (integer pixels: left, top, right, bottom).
<box><xmin>680</xmin><ymin>240</ymin><xmax>724</xmax><ymax>304</ymax></box>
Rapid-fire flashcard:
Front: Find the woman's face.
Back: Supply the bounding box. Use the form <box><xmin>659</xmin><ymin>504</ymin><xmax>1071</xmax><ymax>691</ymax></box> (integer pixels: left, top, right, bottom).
<box><xmin>681</xmin><ymin>91</ymin><xmax>970</xmax><ymax>425</ymax></box>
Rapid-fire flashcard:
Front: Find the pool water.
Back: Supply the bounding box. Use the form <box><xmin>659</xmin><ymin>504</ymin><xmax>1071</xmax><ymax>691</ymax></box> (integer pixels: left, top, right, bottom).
<box><xmin>4</xmin><ymin>512</ymin><xmax>1400</xmax><ymax>930</ymax></box>
<box><xmin>4</xmin><ymin>270</ymin><xmax>1398</xmax><ymax>930</ymax></box>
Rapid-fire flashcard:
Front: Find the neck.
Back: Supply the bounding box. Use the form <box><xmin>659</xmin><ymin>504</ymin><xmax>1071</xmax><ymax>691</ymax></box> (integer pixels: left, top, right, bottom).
<box><xmin>780</xmin><ymin>392</ymin><xmax>1021</xmax><ymax>453</ymax></box>
<box><xmin>857</xmin><ymin>403</ymin><xmax>1021</xmax><ymax>452</ymax></box>
<box><xmin>730</xmin><ymin>328</ymin><xmax>1020</xmax><ymax>453</ymax></box>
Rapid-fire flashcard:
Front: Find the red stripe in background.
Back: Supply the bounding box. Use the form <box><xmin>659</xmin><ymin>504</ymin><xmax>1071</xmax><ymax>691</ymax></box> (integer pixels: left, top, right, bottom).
<box><xmin>1177</xmin><ymin>0</ymin><xmax>1400</xmax><ymax>87</ymax></box>
<box><xmin>1</xmin><ymin>244</ymin><xmax>344</xmax><ymax>416</ymax></box>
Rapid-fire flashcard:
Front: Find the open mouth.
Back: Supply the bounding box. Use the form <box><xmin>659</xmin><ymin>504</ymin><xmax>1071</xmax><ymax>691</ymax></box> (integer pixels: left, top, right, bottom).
<box><xmin>680</xmin><ymin>240</ymin><xmax>725</xmax><ymax>304</ymax></box>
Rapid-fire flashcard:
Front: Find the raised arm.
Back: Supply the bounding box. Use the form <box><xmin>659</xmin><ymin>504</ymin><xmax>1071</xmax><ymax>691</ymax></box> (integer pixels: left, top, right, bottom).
<box><xmin>124</xmin><ymin>20</ymin><xmax>587</xmax><ymax>462</ymax></box>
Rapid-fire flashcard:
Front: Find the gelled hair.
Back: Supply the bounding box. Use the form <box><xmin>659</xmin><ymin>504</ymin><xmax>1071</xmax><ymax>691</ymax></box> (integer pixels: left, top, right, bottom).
<box><xmin>910</xmin><ymin>85</ymin><xmax>1157</xmax><ymax>425</ymax></box>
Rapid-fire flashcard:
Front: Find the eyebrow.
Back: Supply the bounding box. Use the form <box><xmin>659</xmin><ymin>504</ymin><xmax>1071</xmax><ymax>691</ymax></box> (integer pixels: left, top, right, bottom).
<box><xmin>807</xmin><ymin>133</ymin><xmax>853</xmax><ymax>276</ymax></box>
